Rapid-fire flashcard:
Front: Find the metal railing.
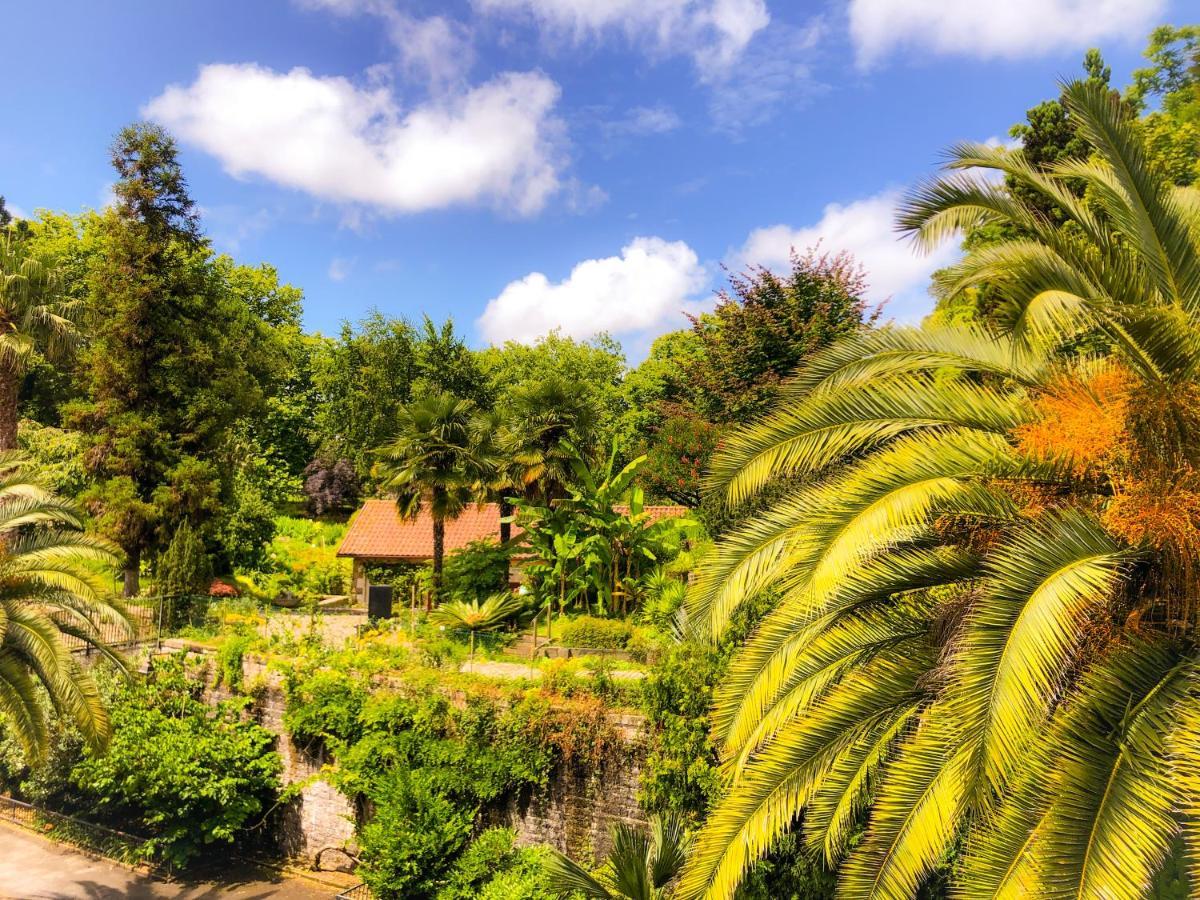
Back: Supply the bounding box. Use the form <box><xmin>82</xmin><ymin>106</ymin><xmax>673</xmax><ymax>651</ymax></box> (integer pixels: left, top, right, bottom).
<box><xmin>334</xmin><ymin>884</ymin><xmax>371</xmax><ymax>900</ymax></box>
<box><xmin>61</xmin><ymin>594</ymin><xmax>213</xmax><ymax>656</ymax></box>
<box><xmin>0</xmin><ymin>794</ymin><xmax>158</xmax><ymax>869</ymax></box>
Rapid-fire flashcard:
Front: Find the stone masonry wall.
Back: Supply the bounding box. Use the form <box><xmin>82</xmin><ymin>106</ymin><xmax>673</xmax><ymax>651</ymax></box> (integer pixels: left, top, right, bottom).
<box><xmin>500</xmin><ymin>736</ymin><xmax>646</xmax><ymax>862</ymax></box>
<box><xmin>170</xmin><ymin>643</ymin><xmax>647</xmax><ymax>870</ymax></box>
<box><xmin>168</xmin><ymin>646</ymin><xmax>359</xmax><ymax>870</ymax></box>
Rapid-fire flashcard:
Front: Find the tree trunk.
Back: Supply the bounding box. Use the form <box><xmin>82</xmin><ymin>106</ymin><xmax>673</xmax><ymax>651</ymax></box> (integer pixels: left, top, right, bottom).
<box><xmin>0</xmin><ymin>369</ymin><xmax>19</xmax><ymax>451</ymax></box>
<box><xmin>499</xmin><ymin>497</ymin><xmax>512</xmax><ymax>588</ymax></box>
<box><xmin>123</xmin><ymin>547</ymin><xmax>141</xmax><ymax>598</ymax></box>
<box><xmin>430</xmin><ymin>517</ymin><xmax>445</xmax><ymax>610</ymax></box>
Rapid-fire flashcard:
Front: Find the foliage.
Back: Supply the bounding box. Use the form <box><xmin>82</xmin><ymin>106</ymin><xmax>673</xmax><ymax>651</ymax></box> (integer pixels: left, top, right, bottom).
<box><xmin>0</xmin><ymin>455</ymin><xmax>124</xmax><ymax>759</ymax></box>
<box><xmin>640</xmin><ymin>414</ymin><xmax>720</xmax><ymax>507</ymax></box>
<box><xmin>264</xmin><ymin>515</ymin><xmax>350</xmax><ymax>596</ymax></box>
<box><xmin>545</xmin><ymin>812</ymin><xmax>690</xmax><ymax>899</ymax></box>
<box><xmin>435</xmin><ymin>827</ymin><xmax>551</xmax><ymax>900</ymax></box>
<box><xmin>443</xmin><ymin>539</ymin><xmax>511</xmax><ymax>600</ymax></box>
<box><xmin>356</xmin><ymin>766</ymin><xmax>476</xmax><ymax>899</ymax></box>
<box><xmin>156</xmin><ymin>519</ymin><xmax>212</xmax><ymax>597</ymax></box>
<box><xmin>214</xmin><ymin>630</ymin><xmax>256</xmax><ymax>691</ymax></box>
<box><xmin>430</xmin><ymin>592</ymin><xmax>526</xmax><ymax>649</ymax></box>
<box><xmin>282</xmin><ymin>667</ymin><xmax>368</xmax><ymax>749</ymax></box>
<box><xmin>678</xmin><ymin>80</ymin><xmax>1200</xmax><ymax>899</ymax></box>
<box><xmin>0</xmin><ymin>228</ymin><xmax>82</xmax><ymax>449</ymax></box>
<box><xmin>639</xmin><ymin>641</ymin><xmax>726</xmax><ymax>819</ymax></box>
<box><xmin>65</xmin><ymin>124</ymin><xmax>288</xmax><ymax>593</ymax></box>
<box><xmin>481</xmin><ymin>331</ymin><xmax>626</xmax><ymax>456</ymax></box>
<box><xmin>331</xmin><ymin>687</ymin><xmax>556</xmax><ymax>898</ymax></box>
<box><xmin>17</xmin><ymin>420</ymin><xmax>88</xmax><ymax>496</ymax></box>
<box><xmin>311</xmin><ymin>313</ymin><xmax>418</xmax><ymax>475</ymax></box>
<box><xmin>214</xmin><ymin>468</ymin><xmax>277</xmax><ymax>571</ymax></box>
<box><xmin>558</xmin><ymin>616</ymin><xmax>634</xmax><ymax>650</ymax></box>
<box><xmin>629</xmin><ymin>252</ymin><xmax>872</xmax><ymax>510</ymax></box>
<box><xmin>69</xmin><ymin>656</ymin><xmax>279</xmax><ymax>867</ymax></box>
<box><xmin>278</xmin><ymin>642</ymin><xmax>631</xmax><ymax>897</ymax></box>
<box><xmin>685</xmin><ymin>249</ymin><xmax>874</xmax><ymax>426</ymax></box>
<box><xmin>500</xmin><ymin>375</ymin><xmax>602</xmax><ymax>503</ymax></box>
<box><xmin>302</xmin><ymin>456</ymin><xmax>360</xmax><ymax>516</ymax></box>
<box><xmin>516</xmin><ymin>447</ymin><xmax>696</xmax><ymax>618</ymax></box>
<box><xmin>376</xmin><ymin>392</ymin><xmax>495</xmax><ymax>601</ymax></box>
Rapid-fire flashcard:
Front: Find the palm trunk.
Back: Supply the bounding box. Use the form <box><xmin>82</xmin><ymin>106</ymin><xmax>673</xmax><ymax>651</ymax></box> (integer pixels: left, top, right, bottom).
<box><xmin>499</xmin><ymin>497</ymin><xmax>512</xmax><ymax>588</ymax></box>
<box><xmin>431</xmin><ymin>516</ymin><xmax>445</xmax><ymax>610</ymax></box>
<box><xmin>0</xmin><ymin>368</ymin><xmax>19</xmax><ymax>451</ymax></box>
<box><xmin>123</xmin><ymin>547</ymin><xmax>140</xmax><ymax>598</ymax></box>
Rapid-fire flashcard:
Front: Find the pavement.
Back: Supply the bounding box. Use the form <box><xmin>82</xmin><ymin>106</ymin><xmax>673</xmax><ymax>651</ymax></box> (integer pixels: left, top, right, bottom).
<box><xmin>0</xmin><ymin>824</ymin><xmax>341</xmax><ymax>900</ymax></box>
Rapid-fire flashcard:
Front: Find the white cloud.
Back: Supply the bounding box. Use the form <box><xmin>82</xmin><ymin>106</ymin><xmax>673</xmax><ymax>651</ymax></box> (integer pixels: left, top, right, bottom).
<box><xmin>144</xmin><ymin>63</ymin><xmax>566</xmax><ymax>216</ymax></box>
<box><xmin>736</xmin><ymin>190</ymin><xmax>959</xmax><ymax>321</ymax></box>
<box><xmin>848</xmin><ymin>0</ymin><xmax>1166</xmax><ymax>67</ymax></box>
<box><xmin>478</xmin><ymin>236</ymin><xmax>708</xmax><ymax>343</ymax></box>
<box><xmin>385</xmin><ymin>13</ymin><xmax>476</xmax><ymax>87</ymax></box>
<box><xmin>475</xmin><ymin>0</ymin><xmax>769</xmax><ymax>74</ymax></box>
<box><xmin>609</xmin><ymin>104</ymin><xmax>682</xmax><ymax>137</ymax></box>
<box><xmin>328</xmin><ymin>257</ymin><xmax>355</xmax><ymax>281</ymax></box>
<box><xmin>706</xmin><ymin>19</ymin><xmax>824</xmax><ymax>132</ymax></box>
<box><xmin>296</xmin><ymin>0</ymin><xmax>475</xmax><ymax>87</ymax></box>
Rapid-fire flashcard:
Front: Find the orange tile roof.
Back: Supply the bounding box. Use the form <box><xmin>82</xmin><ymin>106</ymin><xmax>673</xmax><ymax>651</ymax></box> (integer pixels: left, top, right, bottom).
<box><xmin>336</xmin><ymin>498</ymin><xmax>689</xmax><ymax>561</ymax></box>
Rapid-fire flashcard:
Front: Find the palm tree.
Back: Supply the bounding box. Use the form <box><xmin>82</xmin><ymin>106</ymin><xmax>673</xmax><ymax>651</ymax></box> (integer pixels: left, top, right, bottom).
<box><xmin>0</xmin><ymin>231</ymin><xmax>81</xmax><ymax>449</ymax></box>
<box><xmin>430</xmin><ymin>591</ymin><xmax>525</xmax><ymax>663</ymax></box>
<box><xmin>547</xmin><ymin>812</ymin><xmax>689</xmax><ymax>899</ymax></box>
<box><xmin>0</xmin><ymin>452</ymin><xmax>126</xmax><ymax>759</ymax></box>
<box><xmin>502</xmin><ymin>377</ymin><xmax>599</xmax><ymax>504</ymax></box>
<box><xmin>376</xmin><ymin>393</ymin><xmax>491</xmax><ymax>606</ymax></box>
<box><xmin>679</xmin><ymin>80</ymin><xmax>1200</xmax><ymax>899</ymax></box>
<box><xmin>472</xmin><ymin>408</ymin><xmax>523</xmax><ymax>586</ymax></box>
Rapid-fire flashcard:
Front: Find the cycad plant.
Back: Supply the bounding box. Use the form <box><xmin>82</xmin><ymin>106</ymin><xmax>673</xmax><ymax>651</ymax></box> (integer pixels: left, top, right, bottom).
<box><xmin>547</xmin><ymin>812</ymin><xmax>690</xmax><ymax>900</ymax></box>
<box><xmin>680</xmin><ymin>80</ymin><xmax>1200</xmax><ymax>899</ymax></box>
<box><xmin>0</xmin><ymin>452</ymin><xmax>125</xmax><ymax>759</ymax></box>
<box><xmin>430</xmin><ymin>591</ymin><xmax>526</xmax><ymax>662</ymax></box>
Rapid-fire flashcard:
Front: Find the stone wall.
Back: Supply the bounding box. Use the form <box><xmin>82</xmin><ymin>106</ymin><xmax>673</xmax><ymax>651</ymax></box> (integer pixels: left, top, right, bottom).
<box><xmin>167</xmin><ymin>642</ymin><xmax>647</xmax><ymax>869</ymax></box>
<box><xmin>165</xmin><ymin>645</ymin><xmax>359</xmax><ymax>870</ymax></box>
<box><xmin>499</xmin><ymin>732</ymin><xmax>646</xmax><ymax>861</ymax></box>
<box><xmin>243</xmin><ymin>658</ymin><xmax>359</xmax><ymax>870</ymax></box>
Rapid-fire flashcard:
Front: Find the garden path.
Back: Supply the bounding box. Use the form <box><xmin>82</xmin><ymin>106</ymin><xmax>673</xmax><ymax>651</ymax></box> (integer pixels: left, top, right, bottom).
<box><xmin>460</xmin><ymin>659</ymin><xmax>646</xmax><ymax>681</ymax></box>
<box><xmin>0</xmin><ymin>823</ymin><xmax>339</xmax><ymax>900</ymax></box>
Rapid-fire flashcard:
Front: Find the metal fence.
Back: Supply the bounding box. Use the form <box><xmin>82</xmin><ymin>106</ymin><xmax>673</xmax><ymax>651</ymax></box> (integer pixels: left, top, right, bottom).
<box><xmin>61</xmin><ymin>594</ymin><xmax>214</xmax><ymax>656</ymax></box>
<box><xmin>0</xmin><ymin>794</ymin><xmax>158</xmax><ymax>869</ymax></box>
<box><xmin>334</xmin><ymin>885</ymin><xmax>371</xmax><ymax>900</ymax></box>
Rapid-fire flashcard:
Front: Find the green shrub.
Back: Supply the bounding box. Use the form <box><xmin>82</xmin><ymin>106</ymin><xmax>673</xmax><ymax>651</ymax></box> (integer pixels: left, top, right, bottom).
<box><xmin>443</xmin><ymin>539</ymin><xmax>511</xmax><ymax>601</ymax></box>
<box><xmin>70</xmin><ymin>656</ymin><xmax>280</xmax><ymax>868</ymax></box>
<box><xmin>557</xmin><ymin>615</ymin><xmax>633</xmax><ymax>649</ymax></box>
<box><xmin>214</xmin><ymin>631</ymin><xmax>256</xmax><ymax>691</ymax></box>
<box><xmin>436</xmin><ymin>828</ymin><xmax>551</xmax><ymax>900</ymax></box>
<box><xmin>639</xmin><ymin>641</ymin><xmax>724</xmax><ymax>817</ymax></box>
<box><xmin>628</xmin><ymin>627</ymin><xmax>667</xmax><ymax>664</ymax></box>
<box><xmin>357</xmin><ymin>768</ymin><xmax>474</xmax><ymax>899</ymax></box>
<box><xmin>265</xmin><ymin>515</ymin><xmax>351</xmax><ymax>595</ymax></box>
<box><xmin>157</xmin><ymin>520</ymin><xmax>212</xmax><ymax>597</ymax></box>
<box><xmin>282</xmin><ymin>669</ymin><xmax>369</xmax><ymax>748</ymax></box>
<box><xmin>474</xmin><ymin>848</ymin><xmax>551</xmax><ymax>900</ymax></box>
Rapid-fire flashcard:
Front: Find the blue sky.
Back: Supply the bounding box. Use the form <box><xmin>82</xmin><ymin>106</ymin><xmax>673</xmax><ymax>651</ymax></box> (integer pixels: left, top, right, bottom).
<box><xmin>3</xmin><ymin>0</ymin><xmax>1186</xmax><ymax>360</ymax></box>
